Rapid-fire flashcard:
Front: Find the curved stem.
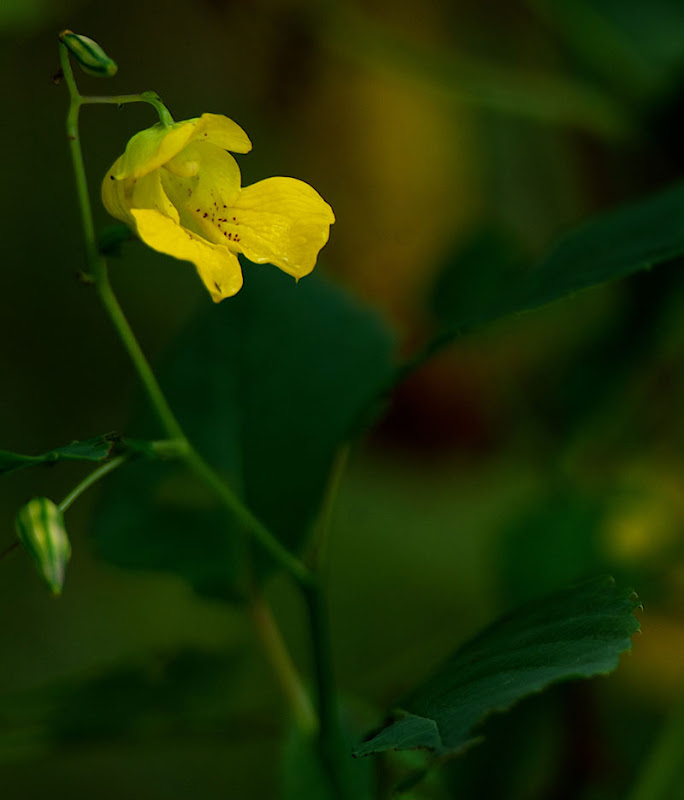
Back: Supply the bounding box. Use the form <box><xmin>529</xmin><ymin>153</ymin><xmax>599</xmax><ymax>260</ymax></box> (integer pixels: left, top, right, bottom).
<box><xmin>307</xmin><ymin>444</ymin><xmax>350</xmax><ymax>570</ymax></box>
<box><xmin>59</xmin><ymin>455</ymin><xmax>127</xmax><ymax>513</ymax></box>
<box><xmin>96</xmin><ymin>274</ymin><xmax>186</xmax><ymax>442</ymax></box>
<box><xmin>0</xmin><ymin>541</ymin><xmax>20</xmax><ymax>561</ymax></box>
<box><xmin>628</xmin><ymin>686</ymin><xmax>684</xmax><ymax>800</ymax></box>
<box><xmin>81</xmin><ymin>92</ymin><xmax>174</xmax><ymax>125</ymax></box>
<box><xmin>182</xmin><ymin>445</ymin><xmax>314</xmax><ymax>586</ymax></box>
<box><xmin>302</xmin><ymin>445</ymin><xmax>354</xmax><ymax>799</ymax></box>
<box><xmin>60</xmin><ymin>37</ymin><xmax>318</xmax><ymax>748</ymax></box>
<box><xmin>303</xmin><ymin>581</ymin><xmax>353</xmax><ymax>800</ymax></box>
<box><xmin>250</xmin><ymin>583</ymin><xmax>318</xmax><ymax>734</ymax></box>
<box><xmin>60</xmin><ymin>42</ymin><xmax>311</xmax><ymax>585</ymax></box>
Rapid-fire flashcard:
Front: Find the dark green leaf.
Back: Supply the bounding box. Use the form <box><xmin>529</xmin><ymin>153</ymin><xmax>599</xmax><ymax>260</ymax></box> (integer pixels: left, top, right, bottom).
<box><xmin>429</xmin><ymin>226</ymin><xmax>526</xmax><ymax>330</ymax></box>
<box><xmin>0</xmin><ymin>648</ymin><xmax>240</xmax><ymax>758</ymax></box>
<box><xmin>94</xmin><ymin>268</ymin><xmax>396</xmax><ymax>598</ymax></box>
<box><xmin>49</xmin><ymin>649</ymin><xmax>239</xmax><ymax>744</ymax></box>
<box><xmin>354</xmin><ymin>577</ymin><xmax>640</xmax><ymax>758</ymax></box>
<box><xmin>427</xmin><ymin>182</ymin><xmax>684</xmax><ymax>350</ymax></box>
<box><xmin>0</xmin><ymin>434</ymin><xmax>120</xmax><ymax>477</ymax></box>
<box><xmin>97</xmin><ymin>223</ymin><xmax>133</xmax><ymax>256</ymax></box>
<box><xmin>497</xmin><ymin>490</ymin><xmax>608</xmax><ymax>607</ymax></box>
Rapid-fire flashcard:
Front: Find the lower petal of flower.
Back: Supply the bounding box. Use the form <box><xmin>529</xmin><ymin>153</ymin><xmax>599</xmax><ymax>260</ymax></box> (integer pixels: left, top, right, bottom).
<box><xmin>131</xmin><ymin>209</ymin><xmax>244</xmax><ymax>302</ymax></box>
<box><xmin>103</xmin><ymin>163</ymin><xmax>179</xmax><ymax>228</ymax></box>
<box><xmin>229</xmin><ymin>177</ymin><xmax>335</xmax><ymax>278</ymax></box>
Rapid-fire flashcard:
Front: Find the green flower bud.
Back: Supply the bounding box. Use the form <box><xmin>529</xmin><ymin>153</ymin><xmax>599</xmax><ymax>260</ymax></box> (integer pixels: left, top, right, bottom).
<box><xmin>59</xmin><ymin>30</ymin><xmax>118</xmax><ymax>78</ymax></box>
<box><xmin>15</xmin><ymin>498</ymin><xmax>71</xmax><ymax>595</ymax></box>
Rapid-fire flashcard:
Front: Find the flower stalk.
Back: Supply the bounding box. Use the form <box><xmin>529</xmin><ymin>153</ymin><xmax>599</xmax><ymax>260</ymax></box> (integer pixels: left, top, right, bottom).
<box><xmin>59</xmin><ymin>42</ymin><xmax>311</xmax><ymax>586</ymax></box>
<box><xmin>59</xmin><ymin>39</ymin><xmax>316</xmax><ymax>725</ymax></box>
<box><xmin>59</xmin><ymin>454</ymin><xmax>128</xmax><ymax>513</ymax></box>
<box><xmin>58</xmin><ymin>37</ymin><xmax>354</xmax><ymax>798</ymax></box>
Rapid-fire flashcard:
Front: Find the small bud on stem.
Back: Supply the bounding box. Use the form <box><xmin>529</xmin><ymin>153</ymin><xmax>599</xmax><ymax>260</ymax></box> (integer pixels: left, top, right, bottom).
<box><xmin>15</xmin><ymin>498</ymin><xmax>71</xmax><ymax>595</ymax></box>
<box><xmin>59</xmin><ymin>30</ymin><xmax>118</xmax><ymax>78</ymax></box>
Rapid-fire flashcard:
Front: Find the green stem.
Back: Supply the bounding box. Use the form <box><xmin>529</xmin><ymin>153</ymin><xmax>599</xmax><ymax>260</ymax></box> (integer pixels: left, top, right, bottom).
<box><xmin>628</xmin><ymin>687</ymin><xmax>684</xmax><ymax>800</ymax></box>
<box><xmin>59</xmin><ymin>455</ymin><xmax>127</xmax><ymax>513</ymax></box>
<box><xmin>307</xmin><ymin>444</ymin><xmax>350</xmax><ymax>570</ymax></box>
<box><xmin>60</xmin><ymin>44</ymin><xmax>98</xmax><ymax>278</ymax></box>
<box><xmin>0</xmin><ymin>541</ymin><xmax>20</xmax><ymax>561</ymax></box>
<box><xmin>60</xmin><ymin>42</ymin><xmax>312</xmax><ymax>586</ymax></box>
<box><xmin>302</xmin><ymin>445</ymin><xmax>354</xmax><ymax>798</ymax></box>
<box><xmin>249</xmin><ymin>584</ymin><xmax>318</xmax><ymax>734</ymax></box>
<box><xmin>182</xmin><ymin>445</ymin><xmax>314</xmax><ymax>586</ymax></box>
<box><xmin>81</xmin><ymin>92</ymin><xmax>175</xmax><ymax>125</ymax></box>
<box><xmin>60</xmin><ymin>37</ymin><xmax>319</xmax><ymax>756</ymax></box>
<box><xmin>303</xmin><ymin>581</ymin><xmax>353</xmax><ymax>800</ymax></box>
<box><xmin>96</xmin><ymin>276</ymin><xmax>186</xmax><ymax>442</ymax></box>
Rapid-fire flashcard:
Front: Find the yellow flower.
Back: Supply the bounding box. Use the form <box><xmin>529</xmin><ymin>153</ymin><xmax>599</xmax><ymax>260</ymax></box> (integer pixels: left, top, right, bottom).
<box><xmin>102</xmin><ymin>113</ymin><xmax>335</xmax><ymax>301</ymax></box>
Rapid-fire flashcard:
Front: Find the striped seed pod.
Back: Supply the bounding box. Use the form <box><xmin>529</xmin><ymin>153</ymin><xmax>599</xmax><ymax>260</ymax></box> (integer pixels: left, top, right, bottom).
<box><xmin>59</xmin><ymin>30</ymin><xmax>118</xmax><ymax>78</ymax></box>
<box><xmin>15</xmin><ymin>498</ymin><xmax>71</xmax><ymax>595</ymax></box>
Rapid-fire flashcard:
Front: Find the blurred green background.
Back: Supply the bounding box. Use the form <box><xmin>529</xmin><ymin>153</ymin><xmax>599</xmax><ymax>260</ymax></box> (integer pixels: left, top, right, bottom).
<box><xmin>2</xmin><ymin>0</ymin><xmax>684</xmax><ymax>797</ymax></box>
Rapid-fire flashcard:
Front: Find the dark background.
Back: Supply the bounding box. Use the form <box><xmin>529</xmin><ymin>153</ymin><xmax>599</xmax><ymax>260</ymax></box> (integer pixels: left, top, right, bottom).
<box><xmin>2</xmin><ymin>0</ymin><xmax>684</xmax><ymax>797</ymax></box>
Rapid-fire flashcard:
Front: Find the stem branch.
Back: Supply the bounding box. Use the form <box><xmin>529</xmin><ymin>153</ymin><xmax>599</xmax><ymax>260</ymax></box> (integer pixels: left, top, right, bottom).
<box><xmin>59</xmin><ymin>455</ymin><xmax>127</xmax><ymax>513</ymax></box>
<box><xmin>250</xmin><ymin>584</ymin><xmax>318</xmax><ymax>734</ymax></box>
<box><xmin>628</xmin><ymin>685</ymin><xmax>684</xmax><ymax>800</ymax></box>
<box><xmin>303</xmin><ymin>580</ymin><xmax>353</xmax><ymax>799</ymax></box>
<box><xmin>60</xmin><ymin>42</ymin><xmax>311</xmax><ymax>585</ymax></box>
<box><xmin>60</xmin><ymin>42</ymin><xmax>316</xmax><ymax>733</ymax></box>
<box><xmin>81</xmin><ymin>92</ymin><xmax>174</xmax><ymax>125</ymax></box>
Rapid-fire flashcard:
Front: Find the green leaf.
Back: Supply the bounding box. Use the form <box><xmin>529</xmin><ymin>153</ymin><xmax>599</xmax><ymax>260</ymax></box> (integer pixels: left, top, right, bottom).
<box><xmin>427</xmin><ymin>182</ymin><xmax>684</xmax><ymax>349</ymax></box>
<box><xmin>429</xmin><ymin>226</ymin><xmax>526</xmax><ymax>330</ymax></box>
<box><xmin>354</xmin><ymin>577</ymin><xmax>640</xmax><ymax>758</ymax></box>
<box><xmin>94</xmin><ymin>269</ymin><xmax>396</xmax><ymax>599</ymax></box>
<box><xmin>0</xmin><ymin>434</ymin><xmax>120</xmax><ymax>477</ymax></box>
<box><xmin>497</xmin><ymin>490</ymin><xmax>608</xmax><ymax>607</ymax></box>
<box><xmin>49</xmin><ymin>648</ymin><xmax>240</xmax><ymax>744</ymax></box>
<box><xmin>0</xmin><ymin>648</ymin><xmax>241</xmax><ymax>759</ymax></box>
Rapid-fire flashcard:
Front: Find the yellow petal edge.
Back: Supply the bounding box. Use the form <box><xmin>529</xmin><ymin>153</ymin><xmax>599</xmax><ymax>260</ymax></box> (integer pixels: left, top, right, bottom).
<box><xmin>102</xmin><ymin>113</ymin><xmax>333</xmax><ymax>302</ymax></box>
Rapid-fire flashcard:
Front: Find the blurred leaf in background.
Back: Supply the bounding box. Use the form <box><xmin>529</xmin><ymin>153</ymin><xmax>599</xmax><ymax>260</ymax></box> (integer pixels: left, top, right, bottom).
<box><xmin>94</xmin><ymin>267</ymin><xmax>395</xmax><ymax>599</ymax></box>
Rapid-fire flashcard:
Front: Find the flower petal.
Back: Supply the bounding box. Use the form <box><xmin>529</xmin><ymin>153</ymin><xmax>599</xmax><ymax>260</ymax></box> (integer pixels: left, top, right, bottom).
<box><xmin>161</xmin><ymin>142</ymin><xmax>242</xmax><ymax>240</ymax></box>
<box><xmin>228</xmin><ymin>177</ymin><xmax>335</xmax><ymax>278</ymax></box>
<box><xmin>114</xmin><ymin>121</ymin><xmax>198</xmax><ymax>181</ymax></box>
<box><xmin>102</xmin><ymin>155</ymin><xmax>133</xmax><ymax>224</ymax></box>
<box><xmin>192</xmin><ymin>113</ymin><xmax>252</xmax><ymax>154</ymax></box>
<box><xmin>131</xmin><ymin>209</ymin><xmax>243</xmax><ymax>302</ymax></box>
<box><xmin>103</xmin><ymin>163</ymin><xmax>179</xmax><ymax>226</ymax></box>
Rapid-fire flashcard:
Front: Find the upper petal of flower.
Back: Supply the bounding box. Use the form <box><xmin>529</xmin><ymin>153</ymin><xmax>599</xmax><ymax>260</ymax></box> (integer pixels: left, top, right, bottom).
<box><xmin>131</xmin><ymin>209</ymin><xmax>244</xmax><ymax>302</ymax></box>
<box><xmin>113</xmin><ymin>121</ymin><xmax>198</xmax><ymax>181</ymax></box>
<box><xmin>191</xmin><ymin>113</ymin><xmax>252</xmax><ymax>154</ymax></box>
<box><xmin>112</xmin><ymin>114</ymin><xmax>252</xmax><ymax>182</ymax></box>
<box><xmin>228</xmin><ymin>177</ymin><xmax>335</xmax><ymax>278</ymax></box>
